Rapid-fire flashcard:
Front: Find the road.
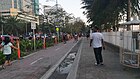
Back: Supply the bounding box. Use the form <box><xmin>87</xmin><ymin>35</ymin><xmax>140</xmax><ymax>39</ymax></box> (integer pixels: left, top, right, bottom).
<box><xmin>0</xmin><ymin>40</ymin><xmax>76</xmax><ymax>79</ymax></box>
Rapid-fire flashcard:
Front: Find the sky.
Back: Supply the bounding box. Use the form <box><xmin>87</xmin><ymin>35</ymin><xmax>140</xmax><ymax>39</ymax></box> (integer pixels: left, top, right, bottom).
<box><xmin>39</xmin><ymin>0</ymin><xmax>87</xmax><ymax>23</ymax></box>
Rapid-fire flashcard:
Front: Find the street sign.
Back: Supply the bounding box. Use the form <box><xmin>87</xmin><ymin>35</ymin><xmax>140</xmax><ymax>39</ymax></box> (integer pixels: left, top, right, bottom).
<box><xmin>31</xmin><ymin>22</ymin><xmax>36</xmax><ymax>29</ymax></box>
<box><xmin>56</xmin><ymin>27</ymin><xmax>59</xmax><ymax>32</ymax></box>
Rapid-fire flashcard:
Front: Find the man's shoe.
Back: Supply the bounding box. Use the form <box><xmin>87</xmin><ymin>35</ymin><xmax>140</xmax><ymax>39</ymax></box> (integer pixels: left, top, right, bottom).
<box><xmin>100</xmin><ymin>63</ymin><xmax>104</xmax><ymax>65</ymax></box>
<box><xmin>2</xmin><ymin>65</ymin><xmax>5</xmax><ymax>69</ymax></box>
<box><xmin>94</xmin><ymin>63</ymin><xmax>99</xmax><ymax>66</ymax></box>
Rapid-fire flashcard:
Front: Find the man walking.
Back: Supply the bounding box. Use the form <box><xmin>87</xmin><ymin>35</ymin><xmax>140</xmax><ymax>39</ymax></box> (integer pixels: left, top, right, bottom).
<box><xmin>90</xmin><ymin>27</ymin><xmax>105</xmax><ymax>65</ymax></box>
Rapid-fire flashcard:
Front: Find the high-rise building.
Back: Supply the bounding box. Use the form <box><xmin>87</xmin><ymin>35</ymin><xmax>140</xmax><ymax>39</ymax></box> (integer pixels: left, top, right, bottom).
<box><xmin>0</xmin><ymin>0</ymin><xmax>17</xmax><ymax>16</ymax></box>
<box><xmin>0</xmin><ymin>0</ymin><xmax>39</xmax><ymax>24</ymax></box>
<box><xmin>33</xmin><ymin>0</ymin><xmax>39</xmax><ymax>16</ymax></box>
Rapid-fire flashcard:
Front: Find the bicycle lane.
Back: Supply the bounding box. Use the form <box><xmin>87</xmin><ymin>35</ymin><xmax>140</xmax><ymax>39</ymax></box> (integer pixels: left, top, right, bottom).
<box><xmin>0</xmin><ymin>40</ymin><xmax>76</xmax><ymax>79</ymax></box>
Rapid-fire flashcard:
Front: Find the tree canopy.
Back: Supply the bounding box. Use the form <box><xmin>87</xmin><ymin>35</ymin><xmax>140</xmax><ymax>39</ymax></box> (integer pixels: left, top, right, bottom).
<box><xmin>82</xmin><ymin>0</ymin><xmax>139</xmax><ymax>30</ymax></box>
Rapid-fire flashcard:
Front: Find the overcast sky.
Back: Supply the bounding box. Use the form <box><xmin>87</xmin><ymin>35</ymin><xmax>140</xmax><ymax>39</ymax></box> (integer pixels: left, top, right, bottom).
<box><xmin>39</xmin><ymin>0</ymin><xmax>87</xmax><ymax>23</ymax></box>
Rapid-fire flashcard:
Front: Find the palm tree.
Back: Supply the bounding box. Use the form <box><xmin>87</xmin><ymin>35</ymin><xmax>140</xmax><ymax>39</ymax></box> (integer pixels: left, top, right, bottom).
<box><xmin>4</xmin><ymin>16</ymin><xmax>21</xmax><ymax>36</ymax></box>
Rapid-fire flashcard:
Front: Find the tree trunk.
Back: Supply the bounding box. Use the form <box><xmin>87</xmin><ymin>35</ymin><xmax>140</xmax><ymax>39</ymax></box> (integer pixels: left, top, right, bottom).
<box><xmin>127</xmin><ymin>0</ymin><xmax>131</xmax><ymax>31</ymax></box>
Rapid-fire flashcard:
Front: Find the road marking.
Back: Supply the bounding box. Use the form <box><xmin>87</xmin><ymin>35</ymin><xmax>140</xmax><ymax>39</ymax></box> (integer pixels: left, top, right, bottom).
<box><xmin>55</xmin><ymin>48</ymin><xmax>60</xmax><ymax>51</ymax></box>
<box><xmin>55</xmin><ymin>45</ymin><xmax>65</xmax><ymax>51</ymax></box>
<box><xmin>30</xmin><ymin>58</ymin><xmax>43</xmax><ymax>65</ymax></box>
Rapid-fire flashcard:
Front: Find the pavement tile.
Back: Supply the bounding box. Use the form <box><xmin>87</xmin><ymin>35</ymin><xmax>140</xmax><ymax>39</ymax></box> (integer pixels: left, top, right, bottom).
<box><xmin>76</xmin><ymin>38</ymin><xmax>140</xmax><ymax>79</ymax></box>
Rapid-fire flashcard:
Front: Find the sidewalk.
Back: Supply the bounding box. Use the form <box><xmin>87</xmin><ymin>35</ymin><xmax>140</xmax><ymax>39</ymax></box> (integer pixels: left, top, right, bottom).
<box><xmin>76</xmin><ymin>38</ymin><xmax>140</xmax><ymax>79</ymax></box>
<box><xmin>0</xmin><ymin>38</ymin><xmax>140</xmax><ymax>79</ymax></box>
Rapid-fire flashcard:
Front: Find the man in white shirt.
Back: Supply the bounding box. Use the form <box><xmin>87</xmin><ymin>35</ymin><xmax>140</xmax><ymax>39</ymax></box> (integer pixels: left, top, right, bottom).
<box><xmin>90</xmin><ymin>27</ymin><xmax>105</xmax><ymax>65</ymax></box>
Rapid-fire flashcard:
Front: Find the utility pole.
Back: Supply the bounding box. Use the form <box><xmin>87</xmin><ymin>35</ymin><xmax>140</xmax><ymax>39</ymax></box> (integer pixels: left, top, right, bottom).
<box><xmin>55</xmin><ymin>0</ymin><xmax>60</xmax><ymax>42</ymax></box>
<box><xmin>127</xmin><ymin>0</ymin><xmax>131</xmax><ymax>30</ymax></box>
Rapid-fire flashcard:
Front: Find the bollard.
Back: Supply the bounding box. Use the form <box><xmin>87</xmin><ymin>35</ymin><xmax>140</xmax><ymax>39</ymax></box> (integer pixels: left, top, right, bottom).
<box><xmin>62</xmin><ymin>37</ymin><xmax>64</xmax><ymax>42</ymax></box>
<box><xmin>43</xmin><ymin>37</ymin><xmax>46</xmax><ymax>49</ymax></box>
<box><xmin>54</xmin><ymin>37</ymin><xmax>58</xmax><ymax>44</ymax></box>
<box><xmin>16</xmin><ymin>39</ymin><xmax>20</xmax><ymax>59</ymax></box>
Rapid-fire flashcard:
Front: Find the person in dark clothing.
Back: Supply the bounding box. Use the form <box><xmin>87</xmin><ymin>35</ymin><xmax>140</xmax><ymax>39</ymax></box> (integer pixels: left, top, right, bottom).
<box><xmin>63</xmin><ymin>33</ymin><xmax>67</xmax><ymax>44</ymax></box>
<box><xmin>86</xmin><ymin>33</ymin><xmax>90</xmax><ymax>40</ymax></box>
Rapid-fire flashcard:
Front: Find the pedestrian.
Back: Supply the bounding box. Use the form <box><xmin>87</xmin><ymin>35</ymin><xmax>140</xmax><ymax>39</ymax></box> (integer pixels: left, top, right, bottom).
<box><xmin>0</xmin><ymin>36</ymin><xmax>18</xmax><ymax>69</ymax></box>
<box><xmin>90</xmin><ymin>27</ymin><xmax>105</xmax><ymax>66</ymax></box>
<box><xmin>73</xmin><ymin>33</ymin><xmax>78</xmax><ymax>42</ymax></box>
<box><xmin>63</xmin><ymin>33</ymin><xmax>67</xmax><ymax>44</ymax></box>
<box><xmin>86</xmin><ymin>33</ymin><xmax>90</xmax><ymax>40</ymax></box>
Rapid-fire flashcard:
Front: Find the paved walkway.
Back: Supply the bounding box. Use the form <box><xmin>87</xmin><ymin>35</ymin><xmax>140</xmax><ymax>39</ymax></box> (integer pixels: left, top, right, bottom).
<box><xmin>0</xmin><ymin>38</ymin><xmax>140</xmax><ymax>79</ymax></box>
<box><xmin>0</xmin><ymin>39</ymin><xmax>76</xmax><ymax>79</ymax></box>
<box><xmin>76</xmin><ymin>38</ymin><xmax>140</xmax><ymax>79</ymax></box>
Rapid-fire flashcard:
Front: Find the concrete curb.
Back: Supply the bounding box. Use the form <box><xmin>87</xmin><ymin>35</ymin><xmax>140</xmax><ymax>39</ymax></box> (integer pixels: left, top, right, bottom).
<box><xmin>40</xmin><ymin>40</ymin><xmax>79</xmax><ymax>79</ymax></box>
<box><xmin>66</xmin><ymin>39</ymin><xmax>83</xmax><ymax>79</ymax></box>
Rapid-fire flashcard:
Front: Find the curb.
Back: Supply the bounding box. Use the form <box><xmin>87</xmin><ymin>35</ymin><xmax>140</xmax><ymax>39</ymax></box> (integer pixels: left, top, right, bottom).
<box><xmin>40</xmin><ymin>40</ymin><xmax>79</xmax><ymax>79</ymax></box>
<box><xmin>66</xmin><ymin>39</ymin><xmax>83</xmax><ymax>79</ymax></box>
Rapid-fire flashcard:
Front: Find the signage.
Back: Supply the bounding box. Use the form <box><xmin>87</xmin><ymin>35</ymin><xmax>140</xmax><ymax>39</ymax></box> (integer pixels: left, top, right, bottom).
<box><xmin>10</xmin><ymin>8</ymin><xmax>18</xmax><ymax>16</ymax></box>
<box><xmin>31</xmin><ymin>22</ymin><xmax>36</xmax><ymax>29</ymax></box>
<box><xmin>56</xmin><ymin>27</ymin><xmax>59</xmax><ymax>32</ymax></box>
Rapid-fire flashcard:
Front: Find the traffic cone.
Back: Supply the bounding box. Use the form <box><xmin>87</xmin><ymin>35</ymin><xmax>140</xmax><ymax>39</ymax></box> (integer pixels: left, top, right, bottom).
<box><xmin>16</xmin><ymin>39</ymin><xmax>20</xmax><ymax>59</ymax></box>
<box><xmin>17</xmin><ymin>48</ymin><xmax>20</xmax><ymax>59</ymax></box>
<box><xmin>55</xmin><ymin>37</ymin><xmax>58</xmax><ymax>44</ymax></box>
<box><xmin>43</xmin><ymin>37</ymin><xmax>46</xmax><ymax>49</ymax></box>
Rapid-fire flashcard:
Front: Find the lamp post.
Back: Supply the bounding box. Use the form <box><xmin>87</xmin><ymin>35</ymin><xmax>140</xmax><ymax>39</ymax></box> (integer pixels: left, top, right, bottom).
<box><xmin>46</xmin><ymin>0</ymin><xmax>59</xmax><ymax>41</ymax></box>
<box><xmin>55</xmin><ymin>0</ymin><xmax>60</xmax><ymax>42</ymax></box>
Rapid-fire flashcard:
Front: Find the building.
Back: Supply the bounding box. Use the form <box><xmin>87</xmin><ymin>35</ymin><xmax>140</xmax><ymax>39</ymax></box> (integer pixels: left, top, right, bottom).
<box><xmin>0</xmin><ymin>0</ymin><xmax>39</xmax><ymax>24</ymax></box>
<box><xmin>33</xmin><ymin>0</ymin><xmax>39</xmax><ymax>16</ymax></box>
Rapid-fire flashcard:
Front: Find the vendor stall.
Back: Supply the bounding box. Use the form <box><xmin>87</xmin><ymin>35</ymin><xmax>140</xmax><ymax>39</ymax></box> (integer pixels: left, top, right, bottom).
<box><xmin>120</xmin><ymin>16</ymin><xmax>140</xmax><ymax>68</ymax></box>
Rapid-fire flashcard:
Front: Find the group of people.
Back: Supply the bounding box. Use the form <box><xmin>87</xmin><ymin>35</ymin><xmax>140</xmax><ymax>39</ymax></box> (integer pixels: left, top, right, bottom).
<box><xmin>62</xmin><ymin>27</ymin><xmax>105</xmax><ymax>66</ymax></box>
<box><xmin>62</xmin><ymin>33</ymin><xmax>80</xmax><ymax>44</ymax></box>
<box><xmin>63</xmin><ymin>27</ymin><xmax>106</xmax><ymax>66</ymax></box>
<box><xmin>0</xmin><ymin>36</ymin><xmax>18</xmax><ymax>69</ymax></box>
<box><xmin>0</xmin><ymin>27</ymin><xmax>105</xmax><ymax>69</ymax></box>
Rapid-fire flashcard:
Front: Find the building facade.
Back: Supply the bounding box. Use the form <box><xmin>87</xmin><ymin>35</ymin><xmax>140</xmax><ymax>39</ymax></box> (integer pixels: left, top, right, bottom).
<box><xmin>0</xmin><ymin>0</ymin><xmax>39</xmax><ymax>24</ymax></box>
<box><xmin>33</xmin><ymin>0</ymin><xmax>39</xmax><ymax>16</ymax></box>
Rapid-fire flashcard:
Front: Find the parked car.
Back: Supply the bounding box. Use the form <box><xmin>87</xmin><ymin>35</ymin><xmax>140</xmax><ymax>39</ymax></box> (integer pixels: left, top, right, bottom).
<box><xmin>1</xmin><ymin>35</ymin><xmax>19</xmax><ymax>43</ymax></box>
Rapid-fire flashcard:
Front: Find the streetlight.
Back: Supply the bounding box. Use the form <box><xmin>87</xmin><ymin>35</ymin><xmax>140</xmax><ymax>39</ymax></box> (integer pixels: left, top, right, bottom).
<box><xmin>46</xmin><ymin>0</ymin><xmax>60</xmax><ymax>41</ymax></box>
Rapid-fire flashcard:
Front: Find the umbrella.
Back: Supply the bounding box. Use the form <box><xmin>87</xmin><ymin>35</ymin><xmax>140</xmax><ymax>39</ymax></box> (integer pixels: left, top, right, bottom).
<box><xmin>120</xmin><ymin>16</ymin><xmax>140</xmax><ymax>25</ymax></box>
<box><xmin>120</xmin><ymin>20</ymin><xmax>140</xmax><ymax>25</ymax></box>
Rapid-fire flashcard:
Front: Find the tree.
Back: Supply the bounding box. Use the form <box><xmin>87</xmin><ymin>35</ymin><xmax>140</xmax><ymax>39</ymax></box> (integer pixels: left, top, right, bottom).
<box><xmin>4</xmin><ymin>16</ymin><xmax>22</xmax><ymax>35</ymax></box>
<box><xmin>81</xmin><ymin>0</ymin><xmax>139</xmax><ymax>31</ymax></box>
<box><xmin>62</xmin><ymin>20</ymin><xmax>86</xmax><ymax>34</ymax></box>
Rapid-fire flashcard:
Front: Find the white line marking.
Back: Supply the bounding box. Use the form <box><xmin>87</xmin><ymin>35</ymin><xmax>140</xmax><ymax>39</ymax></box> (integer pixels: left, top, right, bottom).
<box><xmin>30</xmin><ymin>58</ymin><xmax>43</xmax><ymax>65</ymax></box>
<box><xmin>55</xmin><ymin>48</ymin><xmax>60</xmax><ymax>50</ymax></box>
<box><xmin>55</xmin><ymin>45</ymin><xmax>65</xmax><ymax>51</ymax></box>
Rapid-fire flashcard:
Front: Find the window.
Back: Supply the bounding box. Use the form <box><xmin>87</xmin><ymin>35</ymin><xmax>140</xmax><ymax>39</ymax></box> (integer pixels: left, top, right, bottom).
<box><xmin>14</xmin><ymin>0</ymin><xmax>17</xmax><ymax>8</ymax></box>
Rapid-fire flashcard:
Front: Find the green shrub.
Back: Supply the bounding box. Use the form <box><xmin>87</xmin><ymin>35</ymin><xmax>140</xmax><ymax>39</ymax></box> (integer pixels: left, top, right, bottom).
<box><xmin>0</xmin><ymin>51</ymin><xmax>5</xmax><ymax>65</ymax></box>
<box><xmin>0</xmin><ymin>38</ymin><xmax>58</xmax><ymax>65</ymax></box>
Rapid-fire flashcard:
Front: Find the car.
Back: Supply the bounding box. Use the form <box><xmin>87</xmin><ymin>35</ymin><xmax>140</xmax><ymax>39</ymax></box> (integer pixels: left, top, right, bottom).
<box><xmin>1</xmin><ymin>35</ymin><xmax>19</xmax><ymax>42</ymax></box>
